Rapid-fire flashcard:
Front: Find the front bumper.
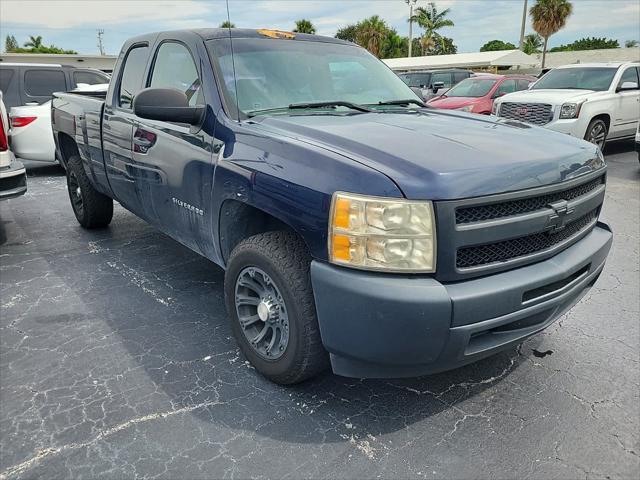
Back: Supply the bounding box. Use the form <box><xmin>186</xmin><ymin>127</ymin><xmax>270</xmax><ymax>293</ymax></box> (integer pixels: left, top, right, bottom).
<box><xmin>0</xmin><ymin>154</ymin><xmax>27</xmax><ymax>200</ymax></box>
<box><xmin>311</xmin><ymin>222</ymin><xmax>612</xmax><ymax>378</ymax></box>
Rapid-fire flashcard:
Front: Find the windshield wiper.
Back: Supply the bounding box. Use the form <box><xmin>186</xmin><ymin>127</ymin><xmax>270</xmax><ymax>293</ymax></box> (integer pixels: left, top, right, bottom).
<box><xmin>288</xmin><ymin>101</ymin><xmax>372</xmax><ymax>112</ymax></box>
<box><xmin>375</xmin><ymin>99</ymin><xmax>426</xmax><ymax>107</ymax></box>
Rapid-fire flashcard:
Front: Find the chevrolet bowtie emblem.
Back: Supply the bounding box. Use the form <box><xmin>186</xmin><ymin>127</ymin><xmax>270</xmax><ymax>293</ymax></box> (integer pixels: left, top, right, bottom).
<box><xmin>545</xmin><ymin>200</ymin><xmax>574</xmax><ymax>233</ymax></box>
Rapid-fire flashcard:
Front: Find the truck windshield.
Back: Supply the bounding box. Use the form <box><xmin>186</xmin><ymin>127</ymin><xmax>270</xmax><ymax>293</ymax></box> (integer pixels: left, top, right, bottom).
<box><xmin>208</xmin><ymin>37</ymin><xmax>418</xmax><ymax>118</ymax></box>
<box><xmin>444</xmin><ymin>78</ymin><xmax>497</xmax><ymax>97</ymax></box>
<box><xmin>532</xmin><ymin>67</ymin><xmax>617</xmax><ymax>91</ymax></box>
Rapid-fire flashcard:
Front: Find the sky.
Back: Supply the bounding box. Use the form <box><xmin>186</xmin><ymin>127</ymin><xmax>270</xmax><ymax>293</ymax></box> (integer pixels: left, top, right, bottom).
<box><xmin>1</xmin><ymin>0</ymin><xmax>639</xmax><ymax>55</ymax></box>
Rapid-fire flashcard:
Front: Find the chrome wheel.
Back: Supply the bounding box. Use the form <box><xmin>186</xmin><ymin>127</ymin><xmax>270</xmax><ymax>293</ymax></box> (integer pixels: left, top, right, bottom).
<box><xmin>587</xmin><ymin>121</ymin><xmax>607</xmax><ymax>149</ymax></box>
<box><xmin>234</xmin><ymin>267</ymin><xmax>289</xmax><ymax>360</ymax></box>
<box><xmin>68</xmin><ymin>171</ymin><xmax>84</xmax><ymax>217</ymax></box>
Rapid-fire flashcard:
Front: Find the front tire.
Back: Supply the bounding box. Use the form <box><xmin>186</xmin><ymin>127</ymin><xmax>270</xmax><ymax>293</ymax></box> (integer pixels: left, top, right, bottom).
<box><xmin>584</xmin><ymin>118</ymin><xmax>608</xmax><ymax>150</ymax></box>
<box><xmin>224</xmin><ymin>231</ymin><xmax>329</xmax><ymax>384</ymax></box>
<box><xmin>66</xmin><ymin>155</ymin><xmax>113</xmax><ymax>228</ymax></box>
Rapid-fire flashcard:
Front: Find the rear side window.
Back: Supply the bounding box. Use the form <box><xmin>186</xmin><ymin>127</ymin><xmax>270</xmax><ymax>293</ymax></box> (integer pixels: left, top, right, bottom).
<box><xmin>453</xmin><ymin>72</ymin><xmax>469</xmax><ymax>83</ymax></box>
<box><xmin>73</xmin><ymin>70</ymin><xmax>109</xmax><ymax>86</ymax></box>
<box><xmin>118</xmin><ymin>45</ymin><xmax>149</xmax><ymax>109</ymax></box>
<box><xmin>618</xmin><ymin>67</ymin><xmax>639</xmax><ymax>89</ymax></box>
<box><xmin>0</xmin><ymin>68</ymin><xmax>15</xmax><ymax>93</ymax></box>
<box><xmin>150</xmin><ymin>42</ymin><xmax>203</xmax><ymax>106</ymax></box>
<box><xmin>24</xmin><ymin>69</ymin><xmax>67</xmax><ymax>97</ymax></box>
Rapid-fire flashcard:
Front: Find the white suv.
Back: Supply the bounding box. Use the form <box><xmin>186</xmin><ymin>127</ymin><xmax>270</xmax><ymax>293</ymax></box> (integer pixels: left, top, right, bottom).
<box><xmin>494</xmin><ymin>62</ymin><xmax>640</xmax><ymax>150</ymax></box>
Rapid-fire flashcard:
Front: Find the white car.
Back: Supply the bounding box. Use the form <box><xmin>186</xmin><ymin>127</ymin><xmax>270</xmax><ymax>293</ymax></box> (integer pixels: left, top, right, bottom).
<box><xmin>0</xmin><ymin>92</ymin><xmax>27</xmax><ymax>199</ymax></box>
<box><xmin>9</xmin><ymin>83</ymin><xmax>109</xmax><ymax>164</ymax></box>
<box><xmin>494</xmin><ymin>62</ymin><xmax>640</xmax><ymax>150</ymax></box>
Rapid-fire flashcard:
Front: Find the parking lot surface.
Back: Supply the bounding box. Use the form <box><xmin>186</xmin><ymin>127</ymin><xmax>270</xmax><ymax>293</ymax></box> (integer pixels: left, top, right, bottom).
<box><xmin>1</xmin><ymin>144</ymin><xmax>638</xmax><ymax>479</ymax></box>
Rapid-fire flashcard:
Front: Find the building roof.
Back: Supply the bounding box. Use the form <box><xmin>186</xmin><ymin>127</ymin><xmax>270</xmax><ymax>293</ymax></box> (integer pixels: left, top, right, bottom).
<box><xmin>383</xmin><ymin>50</ymin><xmax>538</xmax><ymax>71</ymax></box>
<box><xmin>535</xmin><ymin>48</ymin><xmax>640</xmax><ymax>69</ymax></box>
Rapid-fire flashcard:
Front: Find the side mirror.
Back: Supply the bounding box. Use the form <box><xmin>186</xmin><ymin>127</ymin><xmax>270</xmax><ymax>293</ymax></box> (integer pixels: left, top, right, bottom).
<box><xmin>432</xmin><ymin>81</ymin><xmax>445</xmax><ymax>93</ymax></box>
<box><xmin>410</xmin><ymin>87</ymin><xmax>425</xmax><ymax>101</ymax></box>
<box><xmin>617</xmin><ymin>81</ymin><xmax>638</xmax><ymax>92</ymax></box>
<box><xmin>133</xmin><ymin>88</ymin><xmax>204</xmax><ymax>125</ymax></box>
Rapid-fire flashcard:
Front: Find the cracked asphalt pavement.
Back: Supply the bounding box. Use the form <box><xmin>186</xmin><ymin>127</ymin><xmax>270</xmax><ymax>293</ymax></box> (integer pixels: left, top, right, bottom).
<box><xmin>1</xmin><ymin>143</ymin><xmax>638</xmax><ymax>479</ymax></box>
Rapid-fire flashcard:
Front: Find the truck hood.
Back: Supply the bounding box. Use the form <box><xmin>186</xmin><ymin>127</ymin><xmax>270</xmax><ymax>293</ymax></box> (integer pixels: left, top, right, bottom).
<box><xmin>498</xmin><ymin>88</ymin><xmax>602</xmax><ymax>105</ymax></box>
<box><xmin>254</xmin><ymin>109</ymin><xmax>603</xmax><ymax>200</ymax></box>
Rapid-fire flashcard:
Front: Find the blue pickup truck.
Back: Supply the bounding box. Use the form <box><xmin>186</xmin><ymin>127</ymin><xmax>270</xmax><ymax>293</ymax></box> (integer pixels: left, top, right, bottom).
<box><xmin>51</xmin><ymin>29</ymin><xmax>612</xmax><ymax>384</ymax></box>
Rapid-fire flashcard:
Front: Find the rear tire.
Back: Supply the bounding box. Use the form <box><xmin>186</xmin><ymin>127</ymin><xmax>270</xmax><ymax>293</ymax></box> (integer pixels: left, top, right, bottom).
<box><xmin>66</xmin><ymin>155</ymin><xmax>113</xmax><ymax>228</ymax></box>
<box><xmin>584</xmin><ymin>118</ymin><xmax>608</xmax><ymax>150</ymax></box>
<box><xmin>224</xmin><ymin>231</ymin><xmax>329</xmax><ymax>384</ymax></box>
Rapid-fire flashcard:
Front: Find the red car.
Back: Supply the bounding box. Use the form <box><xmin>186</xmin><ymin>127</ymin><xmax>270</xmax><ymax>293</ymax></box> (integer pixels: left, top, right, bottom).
<box><xmin>427</xmin><ymin>74</ymin><xmax>537</xmax><ymax>115</ymax></box>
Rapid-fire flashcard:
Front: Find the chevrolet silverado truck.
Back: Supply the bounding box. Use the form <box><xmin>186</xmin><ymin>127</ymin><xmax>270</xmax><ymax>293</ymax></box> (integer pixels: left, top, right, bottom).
<box><xmin>51</xmin><ymin>29</ymin><xmax>612</xmax><ymax>384</ymax></box>
<box><xmin>494</xmin><ymin>62</ymin><xmax>640</xmax><ymax>150</ymax></box>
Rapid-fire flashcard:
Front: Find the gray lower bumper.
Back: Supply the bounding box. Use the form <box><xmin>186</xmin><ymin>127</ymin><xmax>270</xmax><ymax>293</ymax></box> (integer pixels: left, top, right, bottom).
<box><xmin>311</xmin><ymin>223</ymin><xmax>612</xmax><ymax>378</ymax></box>
<box><xmin>0</xmin><ymin>156</ymin><xmax>27</xmax><ymax>200</ymax></box>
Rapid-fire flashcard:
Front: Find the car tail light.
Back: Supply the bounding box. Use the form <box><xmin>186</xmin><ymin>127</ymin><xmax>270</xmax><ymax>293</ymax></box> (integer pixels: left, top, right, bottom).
<box><xmin>10</xmin><ymin>116</ymin><xmax>37</xmax><ymax>128</ymax></box>
<box><xmin>0</xmin><ymin>115</ymin><xmax>7</xmax><ymax>152</ymax></box>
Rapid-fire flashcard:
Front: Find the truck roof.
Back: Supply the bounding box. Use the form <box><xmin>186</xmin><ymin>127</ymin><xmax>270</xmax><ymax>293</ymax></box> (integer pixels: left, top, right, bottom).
<box><xmin>126</xmin><ymin>28</ymin><xmax>352</xmax><ymax>46</ymax></box>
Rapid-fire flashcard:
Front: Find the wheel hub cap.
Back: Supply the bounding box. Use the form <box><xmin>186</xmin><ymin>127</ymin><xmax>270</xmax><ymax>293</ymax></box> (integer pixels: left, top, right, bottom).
<box><xmin>235</xmin><ymin>267</ymin><xmax>289</xmax><ymax>359</ymax></box>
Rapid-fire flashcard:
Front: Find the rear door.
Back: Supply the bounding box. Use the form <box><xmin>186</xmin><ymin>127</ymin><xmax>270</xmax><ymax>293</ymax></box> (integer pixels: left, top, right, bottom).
<box><xmin>131</xmin><ymin>38</ymin><xmax>213</xmax><ymax>253</ymax></box>
<box><xmin>611</xmin><ymin>66</ymin><xmax>639</xmax><ymax>138</ymax></box>
<box><xmin>102</xmin><ymin>43</ymin><xmax>150</xmax><ymax>214</ymax></box>
<box><xmin>22</xmin><ymin>68</ymin><xmax>67</xmax><ymax>105</ymax></box>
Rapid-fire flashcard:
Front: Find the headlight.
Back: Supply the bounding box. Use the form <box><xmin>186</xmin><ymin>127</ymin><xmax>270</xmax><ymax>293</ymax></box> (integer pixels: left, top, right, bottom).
<box><xmin>328</xmin><ymin>192</ymin><xmax>436</xmax><ymax>273</ymax></box>
<box><xmin>559</xmin><ymin>102</ymin><xmax>582</xmax><ymax>119</ymax></box>
<box><xmin>457</xmin><ymin>105</ymin><xmax>474</xmax><ymax>113</ymax></box>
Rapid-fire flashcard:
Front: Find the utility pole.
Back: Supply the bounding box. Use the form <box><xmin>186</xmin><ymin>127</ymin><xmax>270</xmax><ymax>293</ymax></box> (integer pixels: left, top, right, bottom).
<box><xmin>97</xmin><ymin>29</ymin><xmax>105</xmax><ymax>56</ymax></box>
<box><xmin>519</xmin><ymin>0</ymin><xmax>528</xmax><ymax>50</ymax></box>
<box><xmin>406</xmin><ymin>0</ymin><xmax>417</xmax><ymax>57</ymax></box>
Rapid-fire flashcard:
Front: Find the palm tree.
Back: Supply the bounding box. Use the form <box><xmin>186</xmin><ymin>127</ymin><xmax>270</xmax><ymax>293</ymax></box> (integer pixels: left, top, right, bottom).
<box><xmin>522</xmin><ymin>33</ymin><xmax>543</xmax><ymax>54</ymax></box>
<box><xmin>409</xmin><ymin>2</ymin><xmax>454</xmax><ymax>55</ymax></box>
<box><xmin>293</xmin><ymin>19</ymin><xmax>316</xmax><ymax>34</ymax></box>
<box><xmin>220</xmin><ymin>21</ymin><xmax>235</xmax><ymax>29</ymax></box>
<box><xmin>356</xmin><ymin>15</ymin><xmax>389</xmax><ymax>58</ymax></box>
<box><xmin>530</xmin><ymin>0</ymin><xmax>573</xmax><ymax>68</ymax></box>
<box><xmin>24</xmin><ymin>35</ymin><xmax>43</xmax><ymax>49</ymax></box>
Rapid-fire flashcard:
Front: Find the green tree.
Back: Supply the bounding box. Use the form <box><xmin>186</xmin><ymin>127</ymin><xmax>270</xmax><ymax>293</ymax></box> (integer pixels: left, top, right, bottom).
<box><xmin>293</xmin><ymin>19</ymin><xmax>316</xmax><ymax>34</ymax></box>
<box><xmin>381</xmin><ymin>30</ymin><xmax>408</xmax><ymax>59</ymax></box>
<box><xmin>410</xmin><ymin>2</ymin><xmax>454</xmax><ymax>55</ymax></box>
<box><xmin>480</xmin><ymin>39</ymin><xmax>517</xmax><ymax>52</ymax></box>
<box><xmin>24</xmin><ymin>35</ymin><xmax>44</xmax><ymax>49</ymax></box>
<box><xmin>5</xmin><ymin>35</ymin><xmax>19</xmax><ymax>52</ymax></box>
<box><xmin>530</xmin><ymin>0</ymin><xmax>573</xmax><ymax>68</ymax></box>
<box><xmin>522</xmin><ymin>33</ymin><xmax>543</xmax><ymax>54</ymax></box>
<box><xmin>356</xmin><ymin>15</ymin><xmax>390</xmax><ymax>58</ymax></box>
<box><xmin>432</xmin><ymin>36</ymin><xmax>458</xmax><ymax>55</ymax></box>
<box><xmin>550</xmin><ymin>36</ymin><xmax>618</xmax><ymax>52</ymax></box>
<box><xmin>335</xmin><ymin>24</ymin><xmax>360</xmax><ymax>43</ymax></box>
<box><xmin>625</xmin><ymin>39</ymin><xmax>638</xmax><ymax>48</ymax></box>
<box><xmin>219</xmin><ymin>20</ymin><xmax>235</xmax><ymax>28</ymax></box>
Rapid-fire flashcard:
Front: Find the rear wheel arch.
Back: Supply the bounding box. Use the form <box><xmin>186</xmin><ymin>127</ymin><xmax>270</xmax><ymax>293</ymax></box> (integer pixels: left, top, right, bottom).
<box><xmin>58</xmin><ymin>133</ymin><xmax>79</xmax><ymax>167</ymax></box>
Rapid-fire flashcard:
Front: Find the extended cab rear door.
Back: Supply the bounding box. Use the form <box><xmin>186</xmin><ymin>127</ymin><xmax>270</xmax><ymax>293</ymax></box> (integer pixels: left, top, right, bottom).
<box><xmin>102</xmin><ymin>43</ymin><xmax>149</xmax><ymax>214</ymax></box>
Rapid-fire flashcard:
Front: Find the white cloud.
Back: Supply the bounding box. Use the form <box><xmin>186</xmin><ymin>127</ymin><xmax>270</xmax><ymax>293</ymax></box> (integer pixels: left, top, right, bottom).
<box><xmin>0</xmin><ymin>0</ymin><xmax>219</xmax><ymax>28</ymax></box>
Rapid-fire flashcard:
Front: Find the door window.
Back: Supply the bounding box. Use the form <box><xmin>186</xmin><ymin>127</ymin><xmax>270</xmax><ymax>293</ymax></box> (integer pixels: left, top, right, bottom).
<box><xmin>118</xmin><ymin>45</ymin><xmax>149</xmax><ymax>109</ymax></box>
<box><xmin>453</xmin><ymin>72</ymin><xmax>469</xmax><ymax>83</ymax></box>
<box><xmin>617</xmin><ymin>67</ymin><xmax>639</xmax><ymax>90</ymax></box>
<box><xmin>150</xmin><ymin>42</ymin><xmax>203</xmax><ymax>106</ymax></box>
<box><xmin>431</xmin><ymin>72</ymin><xmax>452</xmax><ymax>87</ymax></box>
<box><xmin>516</xmin><ymin>79</ymin><xmax>532</xmax><ymax>91</ymax></box>
<box><xmin>24</xmin><ymin>69</ymin><xmax>66</xmax><ymax>97</ymax></box>
<box><xmin>0</xmin><ymin>68</ymin><xmax>15</xmax><ymax>92</ymax></box>
<box><xmin>73</xmin><ymin>70</ymin><xmax>109</xmax><ymax>87</ymax></box>
<box><xmin>495</xmin><ymin>79</ymin><xmax>516</xmax><ymax>96</ymax></box>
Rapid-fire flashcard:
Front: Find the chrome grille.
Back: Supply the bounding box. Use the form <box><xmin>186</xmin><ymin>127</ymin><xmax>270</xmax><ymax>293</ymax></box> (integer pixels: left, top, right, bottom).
<box><xmin>456</xmin><ymin>175</ymin><xmax>605</xmax><ymax>224</ymax></box>
<box><xmin>456</xmin><ymin>209</ymin><xmax>598</xmax><ymax>269</ymax></box>
<box><xmin>499</xmin><ymin>102</ymin><xmax>553</xmax><ymax>126</ymax></box>
<box><xmin>433</xmin><ymin>170</ymin><xmax>607</xmax><ymax>281</ymax></box>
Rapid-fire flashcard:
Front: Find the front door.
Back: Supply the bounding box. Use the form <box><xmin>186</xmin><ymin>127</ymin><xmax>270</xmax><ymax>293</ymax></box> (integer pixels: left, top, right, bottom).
<box><xmin>612</xmin><ymin>66</ymin><xmax>640</xmax><ymax>138</ymax></box>
<box><xmin>131</xmin><ymin>40</ymin><xmax>214</xmax><ymax>255</ymax></box>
